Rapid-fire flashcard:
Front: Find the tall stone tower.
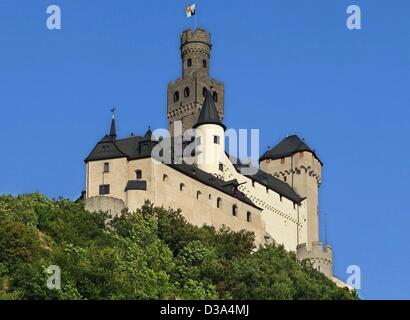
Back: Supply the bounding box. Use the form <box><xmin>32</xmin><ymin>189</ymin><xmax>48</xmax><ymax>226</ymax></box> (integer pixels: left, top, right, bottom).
<box><xmin>167</xmin><ymin>28</ymin><xmax>224</xmax><ymax>135</ymax></box>
<box><xmin>259</xmin><ymin>135</ymin><xmax>323</xmax><ymax>247</ymax></box>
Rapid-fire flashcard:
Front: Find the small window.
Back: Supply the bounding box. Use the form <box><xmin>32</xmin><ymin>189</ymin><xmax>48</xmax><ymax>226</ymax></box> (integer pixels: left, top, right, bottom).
<box><xmin>217</xmin><ymin>197</ymin><xmax>222</xmax><ymax>208</ymax></box>
<box><xmin>247</xmin><ymin>212</ymin><xmax>252</xmax><ymax>222</ymax></box>
<box><xmin>252</xmin><ymin>180</ymin><xmax>255</xmax><ymax>187</ymax></box>
<box><xmin>219</xmin><ymin>163</ymin><xmax>224</xmax><ymax>172</ymax></box>
<box><xmin>187</xmin><ymin>59</ymin><xmax>192</xmax><ymax>67</ymax></box>
<box><xmin>196</xmin><ymin>191</ymin><xmax>201</xmax><ymax>200</ymax></box>
<box><xmin>266</xmin><ymin>187</ymin><xmax>269</xmax><ymax>194</ymax></box>
<box><xmin>280</xmin><ymin>195</ymin><xmax>283</xmax><ymax>202</ymax></box>
<box><xmin>163</xmin><ymin>174</ymin><xmax>169</xmax><ymax>182</ymax></box>
<box><xmin>99</xmin><ymin>184</ymin><xmax>110</xmax><ymax>195</ymax></box>
<box><xmin>173</xmin><ymin>91</ymin><xmax>179</xmax><ymax>102</ymax></box>
<box><xmin>103</xmin><ymin>162</ymin><xmax>109</xmax><ymax>173</ymax></box>
<box><xmin>213</xmin><ymin>135</ymin><xmax>220</xmax><ymax>144</ymax></box>
<box><xmin>209</xmin><ymin>194</ymin><xmax>212</xmax><ymax>200</ymax></box>
<box><xmin>180</xmin><ymin>183</ymin><xmax>185</xmax><ymax>192</ymax></box>
<box><xmin>136</xmin><ymin>170</ymin><xmax>142</xmax><ymax>180</ymax></box>
<box><xmin>213</xmin><ymin>91</ymin><xmax>218</xmax><ymax>102</ymax></box>
<box><xmin>203</xmin><ymin>59</ymin><xmax>207</xmax><ymax>68</ymax></box>
<box><xmin>284</xmin><ymin>176</ymin><xmax>287</xmax><ymax>182</ymax></box>
<box><xmin>232</xmin><ymin>205</ymin><xmax>238</xmax><ymax>217</ymax></box>
<box><xmin>184</xmin><ymin>87</ymin><xmax>190</xmax><ymax>98</ymax></box>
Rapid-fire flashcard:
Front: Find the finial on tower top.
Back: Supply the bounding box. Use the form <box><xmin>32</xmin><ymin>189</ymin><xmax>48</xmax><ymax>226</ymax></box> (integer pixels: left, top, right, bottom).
<box><xmin>109</xmin><ymin>107</ymin><xmax>117</xmax><ymax>138</ymax></box>
<box><xmin>111</xmin><ymin>107</ymin><xmax>116</xmax><ymax>119</ymax></box>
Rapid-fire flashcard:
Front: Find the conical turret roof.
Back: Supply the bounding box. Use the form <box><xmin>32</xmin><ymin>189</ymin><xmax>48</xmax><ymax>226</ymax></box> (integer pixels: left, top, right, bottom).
<box><xmin>193</xmin><ymin>89</ymin><xmax>225</xmax><ymax>130</ymax></box>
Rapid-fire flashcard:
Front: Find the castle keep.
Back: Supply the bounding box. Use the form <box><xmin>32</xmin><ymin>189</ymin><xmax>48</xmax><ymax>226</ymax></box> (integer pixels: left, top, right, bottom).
<box><xmin>84</xmin><ymin>28</ymin><xmax>336</xmax><ymax>281</ymax></box>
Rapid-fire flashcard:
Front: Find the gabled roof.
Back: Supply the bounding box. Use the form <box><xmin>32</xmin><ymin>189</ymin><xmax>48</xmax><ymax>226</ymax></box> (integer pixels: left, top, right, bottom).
<box><xmin>85</xmin><ymin>135</ymin><xmax>155</xmax><ymax>162</ymax></box>
<box><xmin>231</xmin><ymin>157</ymin><xmax>304</xmax><ymax>204</ymax></box>
<box><xmin>193</xmin><ymin>89</ymin><xmax>225</xmax><ymax>130</ymax></box>
<box><xmin>168</xmin><ymin>162</ymin><xmax>261</xmax><ymax>210</ymax></box>
<box><xmin>259</xmin><ymin>135</ymin><xmax>321</xmax><ymax>164</ymax></box>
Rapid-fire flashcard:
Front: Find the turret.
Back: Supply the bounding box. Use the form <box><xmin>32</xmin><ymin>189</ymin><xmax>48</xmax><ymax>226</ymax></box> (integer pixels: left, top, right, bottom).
<box><xmin>168</xmin><ymin>28</ymin><xmax>224</xmax><ymax>135</ymax></box>
<box><xmin>180</xmin><ymin>28</ymin><xmax>211</xmax><ymax>78</ymax></box>
<box><xmin>260</xmin><ymin>135</ymin><xmax>322</xmax><ymax>247</ymax></box>
<box><xmin>296</xmin><ymin>242</ymin><xmax>333</xmax><ymax>278</ymax></box>
<box><xmin>193</xmin><ymin>89</ymin><xmax>226</xmax><ymax>177</ymax></box>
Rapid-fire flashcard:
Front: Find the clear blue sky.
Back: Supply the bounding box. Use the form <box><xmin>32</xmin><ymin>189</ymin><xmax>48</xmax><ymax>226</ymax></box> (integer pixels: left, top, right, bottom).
<box><xmin>0</xmin><ymin>0</ymin><xmax>409</xmax><ymax>299</ymax></box>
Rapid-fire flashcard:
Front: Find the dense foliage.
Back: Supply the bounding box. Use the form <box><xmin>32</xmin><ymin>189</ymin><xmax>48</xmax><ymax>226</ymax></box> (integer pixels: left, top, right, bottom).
<box><xmin>0</xmin><ymin>194</ymin><xmax>358</xmax><ymax>300</ymax></box>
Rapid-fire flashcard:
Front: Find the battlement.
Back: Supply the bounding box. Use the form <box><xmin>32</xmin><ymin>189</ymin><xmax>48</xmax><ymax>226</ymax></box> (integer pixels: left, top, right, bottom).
<box><xmin>181</xmin><ymin>28</ymin><xmax>211</xmax><ymax>47</ymax></box>
<box><xmin>296</xmin><ymin>242</ymin><xmax>333</xmax><ymax>278</ymax></box>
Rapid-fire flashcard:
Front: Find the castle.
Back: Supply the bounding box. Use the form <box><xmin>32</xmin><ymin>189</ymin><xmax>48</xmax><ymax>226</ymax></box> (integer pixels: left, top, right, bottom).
<box><xmin>84</xmin><ymin>28</ymin><xmax>340</xmax><ymax>283</ymax></box>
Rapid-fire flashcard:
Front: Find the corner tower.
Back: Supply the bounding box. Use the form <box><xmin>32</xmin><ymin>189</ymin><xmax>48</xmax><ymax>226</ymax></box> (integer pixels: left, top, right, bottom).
<box><xmin>167</xmin><ymin>28</ymin><xmax>224</xmax><ymax>135</ymax></box>
<box><xmin>259</xmin><ymin>135</ymin><xmax>323</xmax><ymax>247</ymax></box>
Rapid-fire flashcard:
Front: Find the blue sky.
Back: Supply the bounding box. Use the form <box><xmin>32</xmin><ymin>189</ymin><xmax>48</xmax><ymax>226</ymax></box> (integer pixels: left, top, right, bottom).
<box><xmin>0</xmin><ymin>0</ymin><xmax>409</xmax><ymax>299</ymax></box>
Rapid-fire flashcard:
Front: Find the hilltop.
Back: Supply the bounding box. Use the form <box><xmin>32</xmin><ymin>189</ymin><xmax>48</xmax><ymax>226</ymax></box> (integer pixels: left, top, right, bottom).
<box><xmin>0</xmin><ymin>194</ymin><xmax>357</xmax><ymax>300</ymax></box>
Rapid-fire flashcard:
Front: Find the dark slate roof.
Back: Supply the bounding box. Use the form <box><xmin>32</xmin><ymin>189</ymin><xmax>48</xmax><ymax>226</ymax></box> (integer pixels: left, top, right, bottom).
<box><xmin>85</xmin><ymin>131</ymin><xmax>259</xmax><ymax>208</ymax></box>
<box><xmin>168</xmin><ymin>162</ymin><xmax>261</xmax><ymax>210</ymax></box>
<box><xmin>109</xmin><ymin>117</ymin><xmax>117</xmax><ymax>138</ymax></box>
<box><xmin>232</xmin><ymin>158</ymin><xmax>304</xmax><ymax>204</ymax></box>
<box><xmin>85</xmin><ymin>133</ymin><xmax>157</xmax><ymax>162</ymax></box>
<box><xmin>193</xmin><ymin>89</ymin><xmax>226</xmax><ymax>130</ymax></box>
<box><xmin>259</xmin><ymin>135</ymin><xmax>321</xmax><ymax>164</ymax></box>
<box><xmin>125</xmin><ymin>180</ymin><xmax>147</xmax><ymax>191</ymax></box>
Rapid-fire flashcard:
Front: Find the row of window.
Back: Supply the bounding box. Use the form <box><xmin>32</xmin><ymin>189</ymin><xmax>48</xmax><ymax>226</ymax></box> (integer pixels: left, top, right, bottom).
<box><xmin>186</xmin><ymin>58</ymin><xmax>207</xmax><ymax>68</ymax></box>
<box><xmin>173</xmin><ymin>87</ymin><xmax>218</xmax><ymax>103</ymax></box>
<box><xmin>103</xmin><ymin>163</ymin><xmax>143</xmax><ymax>180</ymax></box>
<box><xmin>177</xmin><ymin>180</ymin><xmax>252</xmax><ymax>222</ymax></box>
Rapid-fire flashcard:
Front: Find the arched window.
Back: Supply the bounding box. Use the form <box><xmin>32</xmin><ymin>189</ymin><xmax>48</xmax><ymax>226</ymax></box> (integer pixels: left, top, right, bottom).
<box><xmin>184</xmin><ymin>87</ymin><xmax>190</xmax><ymax>98</ymax></box>
<box><xmin>173</xmin><ymin>91</ymin><xmax>179</xmax><ymax>102</ymax></box>
<box><xmin>180</xmin><ymin>183</ymin><xmax>185</xmax><ymax>192</ymax></box>
<box><xmin>163</xmin><ymin>174</ymin><xmax>169</xmax><ymax>182</ymax></box>
<box><xmin>213</xmin><ymin>91</ymin><xmax>218</xmax><ymax>102</ymax></box>
<box><xmin>217</xmin><ymin>197</ymin><xmax>222</xmax><ymax>208</ymax></box>
<box><xmin>247</xmin><ymin>212</ymin><xmax>252</xmax><ymax>222</ymax></box>
<box><xmin>203</xmin><ymin>59</ymin><xmax>207</xmax><ymax>68</ymax></box>
<box><xmin>135</xmin><ymin>170</ymin><xmax>142</xmax><ymax>180</ymax></box>
<box><xmin>187</xmin><ymin>59</ymin><xmax>192</xmax><ymax>67</ymax></box>
<box><xmin>232</xmin><ymin>205</ymin><xmax>238</xmax><ymax>217</ymax></box>
<box><xmin>196</xmin><ymin>191</ymin><xmax>201</xmax><ymax>200</ymax></box>
<box><xmin>202</xmin><ymin>87</ymin><xmax>207</xmax><ymax>97</ymax></box>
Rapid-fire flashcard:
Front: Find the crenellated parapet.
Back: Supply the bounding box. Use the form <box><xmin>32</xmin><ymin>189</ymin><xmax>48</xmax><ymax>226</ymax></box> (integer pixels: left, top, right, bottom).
<box><xmin>296</xmin><ymin>242</ymin><xmax>333</xmax><ymax>278</ymax></box>
<box><xmin>168</xmin><ymin>28</ymin><xmax>224</xmax><ymax>135</ymax></box>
